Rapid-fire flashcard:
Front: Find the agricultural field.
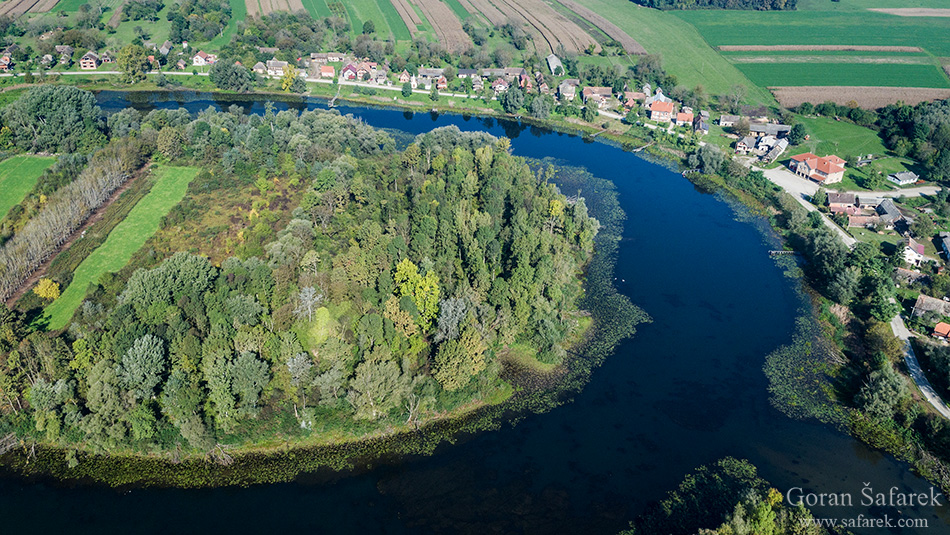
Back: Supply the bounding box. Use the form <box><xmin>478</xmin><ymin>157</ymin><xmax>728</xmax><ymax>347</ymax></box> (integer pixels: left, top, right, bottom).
<box><xmin>0</xmin><ymin>0</ymin><xmax>57</xmax><ymax>18</ymax></box>
<box><xmin>569</xmin><ymin>0</ymin><xmax>773</xmax><ymax>104</ymax></box>
<box><xmin>0</xmin><ymin>155</ymin><xmax>56</xmax><ymax>220</ymax></box>
<box><xmin>43</xmin><ymin>165</ymin><xmax>200</xmax><ymax>330</ymax></box>
<box><xmin>673</xmin><ymin>3</ymin><xmax>950</xmax><ymax>106</ymax></box>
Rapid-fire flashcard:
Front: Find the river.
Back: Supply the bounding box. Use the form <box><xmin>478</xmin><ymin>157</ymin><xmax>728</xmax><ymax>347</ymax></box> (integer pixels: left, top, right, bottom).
<box><xmin>0</xmin><ymin>90</ymin><xmax>947</xmax><ymax>534</ymax></box>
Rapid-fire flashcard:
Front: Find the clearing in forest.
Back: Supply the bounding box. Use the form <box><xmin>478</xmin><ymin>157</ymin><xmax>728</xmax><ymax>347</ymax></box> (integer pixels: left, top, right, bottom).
<box><xmin>44</xmin><ymin>166</ymin><xmax>200</xmax><ymax>330</ymax></box>
<box><xmin>0</xmin><ymin>155</ymin><xmax>56</xmax><ymax>220</ymax></box>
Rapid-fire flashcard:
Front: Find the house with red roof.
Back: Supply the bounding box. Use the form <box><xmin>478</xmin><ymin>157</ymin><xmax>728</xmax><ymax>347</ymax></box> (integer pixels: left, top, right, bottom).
<box><xmin>934</xmin><ymin>322</ymin><xmax>950</xmax><ymax>339</ymax></box>
<box><xmin>650</xmin><ymin>100</ymin><xmax>674</xmax><ymax>123</ymax></box>
<box><xmin>436</xmin><ymin>76</ymin><xmax>448</xmax><ymax>90</ymax></box>
<box><xmin>789</xmin><ymin>153</ymin><xmax>846</xmax><ymax>184</ymax></box>
<box><xmin>320</xmin><ymin>65</ymin><xmax>335</xmax><ymax>78</ymax></box>
<box><xmin>341</xmin><ymin>63</ymin><xmax>358</xmax><ymax>80</ymax></box>
<box><xmin>675</xmin><ymin>110</ymin><xmax>694</xmax><ymax>126</ymax></box>
<box><xmin>399</xmin><ymin>70</ymin><xmax>411</xmax><ymax>83</ymax></box>
<box><xmin>491</xmin><ymin>77</ymin><xmax>509</xmax><ymax>93</ymax></box>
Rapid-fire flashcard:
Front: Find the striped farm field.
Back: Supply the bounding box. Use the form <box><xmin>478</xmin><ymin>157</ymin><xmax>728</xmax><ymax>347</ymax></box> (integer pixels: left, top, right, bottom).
<box><xmin>0</xmin><ymin>155</ymin><xmax>56</xmax><ymax>220</ymax></box>
<box><xmin>300</xmin><ymin>0</ymin><xmax>330</xmax><ymax>17</ymax></box>
<box><xmin>737</xmin><ymin>63</ymin><xmax>950</xmax><ymax>89</ymax></box>
<box><xmin>44</xmin><ymin>166</ymin><xmax>200</xmax><ymax>329</ymax></box>
<box><xmin>377</xmin><ymin>0</ymin><xmax>412</xmax><ymax>40</ymax></box>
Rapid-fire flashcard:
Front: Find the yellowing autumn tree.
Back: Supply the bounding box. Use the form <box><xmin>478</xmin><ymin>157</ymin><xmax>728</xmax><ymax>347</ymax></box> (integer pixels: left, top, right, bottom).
<box><xmin>393</xmin><ymin>258</ymin><xmax>440</xmax><ymax>329</ymax></box>
<box><xmin>281</xmin><ymin>65</ymin><xmax>299</xmax><ymax>92</ymax></box>
<box><xmin>34</xmin><ymin>278</ymin><xmax>60</xmax><ymax>301</ymax></box>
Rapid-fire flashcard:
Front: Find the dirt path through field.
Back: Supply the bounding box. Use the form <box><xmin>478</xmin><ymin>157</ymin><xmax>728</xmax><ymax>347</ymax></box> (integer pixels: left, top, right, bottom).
<box><xmin>4</xmin><ymin>166</ymin><xmax>147</xmax><ymax>309</ymax></box>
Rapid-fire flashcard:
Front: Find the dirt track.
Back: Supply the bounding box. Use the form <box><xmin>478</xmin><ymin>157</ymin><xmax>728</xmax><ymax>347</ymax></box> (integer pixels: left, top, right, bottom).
<box><xmin>771</xmin><ymin>85</ymin><xmax>950</xmax><ymax>109</ymax></box>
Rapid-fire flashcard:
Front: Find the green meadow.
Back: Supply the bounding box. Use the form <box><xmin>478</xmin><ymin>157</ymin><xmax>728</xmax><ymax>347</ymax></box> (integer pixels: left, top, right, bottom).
<box><xmin>0</xmin><ymin>155</ymin><xmax>56</xmax><ymax>220</ymax></box>
<box><xmin>44</xmin><ymin>166</ymin><xmax>200</xmax><ymax>329</ymax></box>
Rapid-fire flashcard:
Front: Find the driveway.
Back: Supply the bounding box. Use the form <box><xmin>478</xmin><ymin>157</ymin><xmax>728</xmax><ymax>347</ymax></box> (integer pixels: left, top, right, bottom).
<box><xmin>890</xmin><ymin>313</ymin><xmax>950</xmax><ymax>419</ymax></box>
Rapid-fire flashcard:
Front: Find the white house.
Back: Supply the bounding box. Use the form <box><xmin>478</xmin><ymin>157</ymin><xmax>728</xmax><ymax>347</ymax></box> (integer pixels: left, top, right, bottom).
<box><xmin>888</xmin><ymin>171</ymin><xmax>919</xmax><ymax>186</ymax></box>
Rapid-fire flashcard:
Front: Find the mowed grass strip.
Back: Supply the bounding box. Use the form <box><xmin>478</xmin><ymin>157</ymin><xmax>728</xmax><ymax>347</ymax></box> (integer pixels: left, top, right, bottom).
<box><xmin>0</xmin><ymin>155</ymin><xmax>56</xmax><ymax>219</ymax></box>
<box><xmin>737</xmin><ymin>63</ymin><xmax>950</xmax><ymax>89</ymax></box>
<box><xmin>571</xmin><ymin>0</ymin><xmax>773</xmax><ymax>104</ymax></box>
<box><xmin>300</xmin><ymin>0</ymin><xmax>331</xmax><ymax>17</ymax></box>
<box><xmin>44</xmin><ymin>166</ymin><xmax>200</xmax><ymax>329</ymax></box>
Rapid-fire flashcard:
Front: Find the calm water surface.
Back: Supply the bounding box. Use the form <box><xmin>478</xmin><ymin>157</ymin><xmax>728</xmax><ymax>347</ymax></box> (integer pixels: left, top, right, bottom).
<box><xmin>0</xmin><ymin>91</ymin><xmax>946</xmax><ymax>534</ymax></box>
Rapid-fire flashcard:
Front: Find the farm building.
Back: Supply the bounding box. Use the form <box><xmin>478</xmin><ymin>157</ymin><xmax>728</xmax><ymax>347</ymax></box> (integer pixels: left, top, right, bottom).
<box><xmin>749</xmin><ymin>124</ymin><xmax>791</xmax><ymax>138</ymax></box>
<box><xmin>789</xmin><ymin>153</ymin><xmax>846</xmax><ymax>184</ymax></box>
<box><xmin>736</xmin><ymin>136</ymin><xmax>757</xmax><ymax>154</ymax></box>
<box><xmin>764</xmin><ymin>139</ymin><xmax>789</xmax><ymax>163</ymax></box>
<box><xmin>876</xmin><ymin>198</ymin><xmax>903</xmax><ymax>226</ymax></box>
<box><xmin>888</xmin><ymin>171</ymin><xmax>920</xmax><ymax>186</ymax></box>
<box><xmin>55</xmin><ymin>45</ymin><xmax>73</xmax><ymax>57</ymax></box>
<box><xmin>159</xmin><ymin>41</ymin><xmax>173</xmax><ymax>56</ymax></box>
<box><xmin>266</xmin><ymin>59</ymin><xmax>289</xmax><ymax>76</ymax></box>
<box><xmin>252</xmin><ymin>62</ymin><xmax>266</xmax><ymax>75</ymax></box>
<box><xmin>558</xmin><ymin>79</ymin><xmax>580</xmax><ymax>101</ymax></box>
<box><xmin>719</xmin><ymin>115</ymin><xmax>740</xmax><ymax>127</ymax></box>
<box><xmin>100</xmin><ymin>52</ymin><xmax>113</xmax><ymax>63</ymax></box>
<box><xmin>79</xmin><ymin>51</ymin><xmax>99</xmax><ymax>70</ymax></box>
<box><xmin>912</xmin><ymin>294</ymin><xmax>950</xmax><ymax>318</ymax></box>
<box><xmin>546</xmin><ymin>54</ymin><xmax>563</xmax><ymax>75</ymax></box>
<box><xmin>694</xmin><ymin>111</ymin><xmax>710</xmax><ymax>135</ymax></box>
<box><xmin>623</xmin><ymin>92</ymin><xmax>646</xmax><ymax>109</ymax></box>
<box><xmin>582</xmin><ymin>87</ymin><xmax>613</xmax><ymax>108</ymax></box>
<box><xmin>457</xmin><ymin>69</ymin><xmax>477</xmax><ymax>78</ymax></box>
<box><xmin>257</xmin><ymin>46</ymin><xmax>279</xmax><ymax>55</ymax></box>
<box><xmin>650</xmin><ymin>101</ymin><xmax>674</xmax><ymax>122</ymax></box>
<box><xmin>828</xmin><ymin>193</ymin><xmax>858</xmax><ymax>213</ymax></box>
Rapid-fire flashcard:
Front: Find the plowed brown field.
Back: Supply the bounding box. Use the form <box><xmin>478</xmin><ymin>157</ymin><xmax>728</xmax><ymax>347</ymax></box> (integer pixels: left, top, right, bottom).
<box><xmin>771</xmin><ymin>86</ymin><xmax>950</xmax><ymax>109</ymax></box>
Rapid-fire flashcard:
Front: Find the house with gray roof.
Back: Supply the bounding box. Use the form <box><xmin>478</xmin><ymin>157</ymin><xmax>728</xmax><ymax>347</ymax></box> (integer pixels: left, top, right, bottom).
<box><xmin>912</xmin><ymin>293</ymin><xmax>950</xmax><ymax>318</ymax></box>
<box><xmin>876</xmin><ymin>198</ymin><xmax>902</xmax><ymax>226</ymax></box>
<box><xmin>888</xmin><ymin>171</ymin><xmax>919</xmax><ymax>186</ymax></box>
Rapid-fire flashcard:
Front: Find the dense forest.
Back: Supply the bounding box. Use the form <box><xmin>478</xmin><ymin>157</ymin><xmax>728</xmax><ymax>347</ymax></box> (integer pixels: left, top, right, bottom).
<box><xmin>0</xmin><ymin>86</ymin><xmax>602</xmax><ymax>457</ymax></box>
<box><xmin>627</xmin><ymin>0</ymin><xmax>796</xmax><ymax>10</ymax></box>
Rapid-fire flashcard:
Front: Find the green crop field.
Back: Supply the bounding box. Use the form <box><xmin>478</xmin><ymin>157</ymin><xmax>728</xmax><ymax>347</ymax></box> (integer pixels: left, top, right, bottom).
<box><xmin>0</xmin><ymin>155</ymin><xmax>56</xmax><ymax>220</ymax></box>
<box><xmin>301</xmin><ymin>0</ymin><xmax>332</xmax><ymax>18</ymax></box>
<box><xmin>738</xmin><ymin>63</ymin><xmax>950</xmax><ymax>89</ymax></box>
<box><xmin>674</xmin><ymin>11</ymin><xmax>950</xmax><ymax>56</ymax></box>
<box><xmin>376</xmin><ymin>0</ymin><xmax>412</xmax><ymax>41</ymax></box>
<box><xmin>443</xmin><ymin>0</ymin><xmax>469</xmax><ymax>22</ymax></box>
<box><xmin>571</xmin><ymin>0</ymin><xmax>773</xmax><ymax>104</ymax></box>
<box><xmin>44</xmin><ymin>166</ymin><xmax>200</xmax><ymax>330</ymax></box>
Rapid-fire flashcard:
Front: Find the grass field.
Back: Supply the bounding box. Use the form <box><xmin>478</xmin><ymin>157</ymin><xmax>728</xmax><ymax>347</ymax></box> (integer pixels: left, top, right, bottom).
<box><xmin>0</xmin><ymin>155</ymin><xmax>55</xmax><ymax>220</ymax></box>
<box><xmin>796</xmin><ymin>115</ymin><xmax>888</xmax><ymax>157</ymax></box>
<box><xmin>738</xmin><ymin>63</ymin><xmax>950</xmax><ymax>89</ymax></box>
<box><xmin>443</xmin><ymin>0</ymin><xmax>469</xmax><ymax>22</ymax></box>
<box><xmin>44</xmin><ymin>166</ymin><xmax>200</xmax><ymax>329</ymax></box>
<box><xmin>209</xmin><ymin>0</ymin><xmax>247</xmax><ymax>48</ymax></box>
<box><xmin>571</xmin><ymin>0</ymin><xmax>773</xmax><ymax>104</ymax></box>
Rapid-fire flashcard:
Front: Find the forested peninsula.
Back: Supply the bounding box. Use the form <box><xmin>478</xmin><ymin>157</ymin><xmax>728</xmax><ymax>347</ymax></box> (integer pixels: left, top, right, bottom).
<box><xmin>0</xmin><ymin>86</ymin><xmax>645</xmax><ymax>483</ymax></box>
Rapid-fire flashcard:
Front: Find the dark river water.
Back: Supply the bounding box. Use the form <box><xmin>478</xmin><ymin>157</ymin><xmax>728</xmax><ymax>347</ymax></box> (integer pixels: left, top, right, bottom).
<box><xmin>1</xmin><ymin>90</ymin><xmax>947</xmax><ymax>534</ymax></box>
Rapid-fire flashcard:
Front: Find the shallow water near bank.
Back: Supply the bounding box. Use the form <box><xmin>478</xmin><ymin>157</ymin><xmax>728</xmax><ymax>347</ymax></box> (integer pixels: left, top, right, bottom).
<box><xmin>0</xmin><ymin>90</ymin><xmax>947</xmax><ymax>534</ymax></box>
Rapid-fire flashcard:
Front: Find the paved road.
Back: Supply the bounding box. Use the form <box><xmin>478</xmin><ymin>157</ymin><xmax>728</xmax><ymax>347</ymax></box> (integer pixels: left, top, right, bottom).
<box><xmin>753</xmin><ymin>164</ymin><xmax>857</xmax><ymax>247</ymax></box>
<box><xmin>890</xmin><ymin>313</ymin><xmax>950</xmax><ymax>419</ymax></box>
